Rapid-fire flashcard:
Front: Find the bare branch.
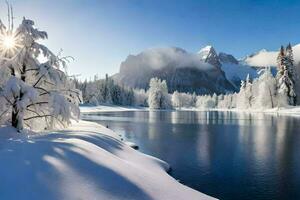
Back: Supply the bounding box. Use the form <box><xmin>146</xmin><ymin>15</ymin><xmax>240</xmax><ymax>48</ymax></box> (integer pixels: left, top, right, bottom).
<box><xmin>10</xmin><ymin>3</ymin><xmax>13</xmax><ymax>30</ymax></box>
<box><xmin>6</xmin><ymin>0</ymin><xmax>10</xmax><ymax>31</ymax></box>
<box><xmin>1</xmin><ymin>94</ymin><xmax>13</xmax><ymax>106</ymax></box>
<box><xmin>0</xmin><ymin>108</ymin><xmax>9</xmax><ymax>119</ymax></box>
<box><xmin>27</xmin><ymin>101</ymin><xmax>48</xmax><ymax>108</ymax></box>
<box><xmin>34</xmin><ymin>86</ymin><xmax>49</xmax><ymax>94</ymax></box>
<box><xmin>24</xmin><ymin>114</ymin><xmax>52</xmax><ymax>121</ymax></box>
<box><xmin>25</xmin><ymin>68</ymin><xmax>40</xmax><ymax>72</ymax></box>
<box><xmin>33</xmin><ymin>74</ymin><xmax>45</xmax><ymax>87</ymax></box>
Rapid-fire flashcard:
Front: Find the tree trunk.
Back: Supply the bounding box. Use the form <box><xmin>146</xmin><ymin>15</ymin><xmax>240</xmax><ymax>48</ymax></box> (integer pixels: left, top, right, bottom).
<box><xmin>11</xmin><ymin>104</ymin><xmax>18</xmax><ymax>129</ymax></box>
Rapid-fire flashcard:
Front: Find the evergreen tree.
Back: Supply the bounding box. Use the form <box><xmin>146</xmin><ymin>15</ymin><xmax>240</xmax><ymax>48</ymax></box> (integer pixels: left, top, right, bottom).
<box><xmin>276</xmin><ymin>44</ymin><xmax>296</xmax><ymax>106</ymax></box>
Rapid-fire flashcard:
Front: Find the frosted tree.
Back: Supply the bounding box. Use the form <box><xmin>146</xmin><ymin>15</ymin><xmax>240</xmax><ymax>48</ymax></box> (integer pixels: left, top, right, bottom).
<box><xmin>286</xmin><ymin>43</ymin><xmax>297</xmax><ymax>104</ymax></box>
<box><xmin>133</xmin><ymin>89</ymin><xmax>148</xmax><ymax>106</ymax></box>
<box><xmin>218</xmin><ymin>94</ymin><xmax>232</xmax><ymax>109</ymax></box>
<box><xmin>171</xmin><ymin>91</ymin><xmax>182</xmax><ymax>109</ymax></box>
<box><xmin>276</xmin><ymin>45</ymin><xmax>296</xmax><ymax>106</ymax></box>
<box><xmin>196</xmin><ymin>95</ymin><xmax>216</xmax><ymax>109</ymax></box>
<box><xmin>256</xmin><ymin>68</ymin><xmax>277</xmax><ymax>108</ymax></box>
<box><xmin>212</xmin><ymin>93</ymin><xmax>218</xmax><ymax>107</ymax></box>
<box><xmin>0</xmin><ymin>12</ymin><xmax>81</xmax><ymax>131</ymax></box>
<box><xmin>191</xmin><ymin>92</ymin><xmax>197</xmax><ymax>107</ymax></box>
<box><xmin>294</xmin><ymin>62</ymin><xmax>300</xmax><ymax>104</ymax></box>
<box><xmin>148</xmin><ymin>77</ymin><xmax>170</xmax><ymax>109</ymax></box>
<box><xmin>237</xmin><ymin>74</ymin><xmax>253</xmax><ymax>109</ymax></box>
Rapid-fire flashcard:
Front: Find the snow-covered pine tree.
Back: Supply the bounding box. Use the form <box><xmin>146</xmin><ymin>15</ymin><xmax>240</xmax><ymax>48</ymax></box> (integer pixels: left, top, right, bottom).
<box><xmin>286</xmin><ymin>43</ymin><xmax>297</xmax><ymax>104</ymax></box>
<box><xmin>276</xmin><ymin>44</ymin><xmax>296</xmax><ymax>106</ymax></box>
<box><xmin>0</xmin><ymin>13</ymin><xmax>81</xmax><ymax>131</ymax></box>
<box><xmin>237</xmin><ymin>74</ymin><xmax>253</xmax><ymax>109</ymax></box>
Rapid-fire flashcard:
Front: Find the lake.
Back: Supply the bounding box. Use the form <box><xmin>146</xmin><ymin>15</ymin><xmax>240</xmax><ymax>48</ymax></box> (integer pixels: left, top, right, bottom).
<box><xmin>82</xmin><ymin>110</ymin><xmax>300</xmax><ymax>200</ymax></box>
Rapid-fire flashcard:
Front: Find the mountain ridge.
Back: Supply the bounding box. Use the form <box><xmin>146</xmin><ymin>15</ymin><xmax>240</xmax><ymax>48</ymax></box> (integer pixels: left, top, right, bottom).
<box><xmin>113</xmin><ymin>43</ymin><xmax>300</xmax><ymax>94</ymax></box>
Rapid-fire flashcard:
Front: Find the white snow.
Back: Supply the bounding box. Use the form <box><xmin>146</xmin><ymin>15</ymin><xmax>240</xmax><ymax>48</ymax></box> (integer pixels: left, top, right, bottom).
<box><xmin>177</xmin><ymin>106</ymin><xmax>300</xmax><ymax>117</ymax></box>
<box><xmin>242</xmin><ymin>44</ymin><xmax>300</xmax><ymax>67</ymax></box>
<box><xmin>197</xmin><ymin>45</ymin><xmax>213</xmax><ymax>60</ymax></box>
<box><xmin>0</xmin><ymin>120</ymin><xmax>216</xmax><ymax>200</ymax></box>
<box><xmin>80</xmin><ymin>104</ymin><xmax>148</xmax><ymax>113</ymax></box>
<box><xmin>221</xmin><ymin>62</ymin><xmax>258</xmax><ymax>83</ymax></box>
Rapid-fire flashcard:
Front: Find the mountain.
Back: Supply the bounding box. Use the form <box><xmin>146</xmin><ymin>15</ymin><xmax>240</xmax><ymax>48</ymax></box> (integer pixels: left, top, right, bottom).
<box><xmin>198</xmin><ymin>45</ymin><xmax>222</xmax><ymax>68</ymax></box>
<box><xmin>114</xmin><ymin>47</ymin><xmax>237</xmax><ymax>94</ymax></box>
<box><xmin>197</xmin><ymin>46</ymin><xmax>257</xmax><ymax>89</ymax></box>
<box><xmin>217</xmin><ymin>52</ymin><xmax>258</xmax><ymax>88</ymax></box>
<box><xmin>113</xmin><ymin>44</ymin><xmax>300</xmax><ymax>94</ymax></box>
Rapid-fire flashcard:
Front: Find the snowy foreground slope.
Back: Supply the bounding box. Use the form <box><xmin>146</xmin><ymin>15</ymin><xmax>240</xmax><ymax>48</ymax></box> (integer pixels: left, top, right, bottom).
<box><xmin>0</xmin><ymin>121</ymin><xmax>215</xmax><ymax>200</ymax></box>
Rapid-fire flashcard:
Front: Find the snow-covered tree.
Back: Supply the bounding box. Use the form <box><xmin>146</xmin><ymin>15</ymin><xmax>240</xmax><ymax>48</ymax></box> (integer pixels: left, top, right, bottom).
<box><xmin>191</xmin><ymin>92</ymin><xmax>197</xmax><ymax>107</ymax></box>
<box><xmin>294</xmin><ymin>62</ymin><xmax>300</xmax><ymax>104</ymax></box>
<box><xmin>133</xmin><ymin>89</ymin><xmax>148</xmax><ymax>106</ymax></box>
<box><xmin>171</xmin><ymin>91</ymin><xmax>195</xmax><ymax>109</ymax></box>
<box><xmin>148</xmin><ymin>77</ymin><xmax>170</xmax><ymax>109</ymax></box>
<box><xmin>276</xmin><ymin>45</ymin><xmax>296</xmax><ymax>106</ymax></box>
<box><xmin>0</xmin><ymin>13</ymin><xmax>81</xmax><ymax>131</ymax></box>
<box><xmin>171</xmin><ymin>91</ymin><xmax>182</xmax><ymax>108</ymax></box>
<box><xmin>237</xmin><ymin>74</ymin><xmax>253</xmax><ymax>109</ymax></box>
<box><xmin>196</xmin><ymin>95</ymin><xmax>216</xmax><ymax>109</ymax></box>
<box><xmin>255</xmin><ymin>68</ymin><xmax>277</xmax><ymax>108</ymax></box>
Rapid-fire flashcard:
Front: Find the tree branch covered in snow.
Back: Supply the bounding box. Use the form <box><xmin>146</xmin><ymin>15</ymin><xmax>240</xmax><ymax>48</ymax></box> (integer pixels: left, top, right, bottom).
<box><xmin>0</xmin><ymin>13</ymin><xmax>82</xmax><ymax>131</ymax></box>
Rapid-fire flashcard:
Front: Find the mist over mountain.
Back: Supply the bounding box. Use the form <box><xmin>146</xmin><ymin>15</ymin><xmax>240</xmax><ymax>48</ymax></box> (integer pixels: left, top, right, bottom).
<box><xmin>114</xmin><ymin>47</ymin><xmax>237</xmax><ymax>94</ymax></box>
<box><xmin>241</xmin><ymin>44</ymin><xmax>300</xmax><ymax>67</ymax></box>
<box><xmin>113</xmin><ymin>44</ymin><xmax>300</xmax><ymax>94</ymax></box>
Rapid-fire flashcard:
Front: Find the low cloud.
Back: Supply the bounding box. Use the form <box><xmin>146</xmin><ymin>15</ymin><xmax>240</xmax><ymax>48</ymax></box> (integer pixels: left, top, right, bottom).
<box><xmin>121</xmin><ymin>47</ymin><xmax>213</xmax><ymax>71</ymax></box>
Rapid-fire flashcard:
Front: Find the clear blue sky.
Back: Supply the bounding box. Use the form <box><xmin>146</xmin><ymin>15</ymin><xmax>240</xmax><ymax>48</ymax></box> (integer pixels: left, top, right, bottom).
<box><xmin>1</xmin><ymin>0</ymin><xmax>300</xmax><ymax>79</ymax></box>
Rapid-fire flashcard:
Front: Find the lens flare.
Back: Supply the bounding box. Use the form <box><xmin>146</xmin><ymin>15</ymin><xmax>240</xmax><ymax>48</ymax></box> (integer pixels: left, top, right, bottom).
<box><xmin>2</xmin><ymin>35</ymin><xmax>16</xmax><ymax>49</ymax></box>
<box><xmin>0</xmin><ymin>32</ymin><xmax>21</xmax><ymax>57</ymax></box>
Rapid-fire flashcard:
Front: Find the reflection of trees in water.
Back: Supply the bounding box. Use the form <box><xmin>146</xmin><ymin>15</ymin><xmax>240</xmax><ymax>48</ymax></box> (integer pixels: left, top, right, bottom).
<box><xmin>275</xmin><ymin>116</ymin><xmax>300</xmax><ymax>199</ymax></box>
<box><xmin>99</xmin><ymin>111</ymin><xmax>300</xmax><ymax>199</ymax></box>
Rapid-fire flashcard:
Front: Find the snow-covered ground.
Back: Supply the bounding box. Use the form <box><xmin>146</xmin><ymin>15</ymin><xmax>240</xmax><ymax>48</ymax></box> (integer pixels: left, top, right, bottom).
<box><xmin>80</xmin><ymin>104</ymin><xmax>148</xmax><ymax>113</ymax></box>
<box><xmin>178</xmin><ymin>106</ymin><xmax>300</xmax><ymax>116</ymax></box>
<box><xmin>0</xmin><ymin>120</ymin><xmax>215</xmax><ymax>200</ymax></box>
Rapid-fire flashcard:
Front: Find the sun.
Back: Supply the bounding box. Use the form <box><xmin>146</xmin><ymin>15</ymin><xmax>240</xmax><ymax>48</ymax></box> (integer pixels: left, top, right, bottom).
<box><xmin>0</xmin><ymin>32</ymin><xmax>21</xmax><ymax>56</ymax></box>
<box><xmin>2</xmin><ymin>35</ymin><xmax>16</xmax><ymax>49</ymax></box>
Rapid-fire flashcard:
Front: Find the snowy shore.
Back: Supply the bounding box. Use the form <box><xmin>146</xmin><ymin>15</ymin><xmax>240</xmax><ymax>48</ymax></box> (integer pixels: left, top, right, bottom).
<box><xmin>180</xmin><ymin>106</ymin><xmax>300</xmax><ymax>116</ymax></box>
<box><xmin>80</xmin><ymin>104</ymin><xmax>148</xmax><ymax>113</ymax></box>
<box><xmin>81</xmin><ymin>104</ymin><xmax>300</xmax><ymax>117</ymax></box>
<box><xmin>0</xmin><ymin>120</ymin><xmax>215</xmax><ymax>200</ymax></box>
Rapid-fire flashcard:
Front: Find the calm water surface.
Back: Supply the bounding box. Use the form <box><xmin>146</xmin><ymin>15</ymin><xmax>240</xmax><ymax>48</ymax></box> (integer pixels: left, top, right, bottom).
<box><xmin>82</xmin><ymin>111</ymin><xmax>300</xmax><ymax>200</ymax></box>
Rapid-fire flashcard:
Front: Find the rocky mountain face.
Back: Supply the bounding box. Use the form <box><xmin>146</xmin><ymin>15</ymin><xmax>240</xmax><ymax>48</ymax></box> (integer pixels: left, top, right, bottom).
<box><xmin>114</xmin><ymin>47</ymin><xmax>237</xmax><ymax>94</ymax></box>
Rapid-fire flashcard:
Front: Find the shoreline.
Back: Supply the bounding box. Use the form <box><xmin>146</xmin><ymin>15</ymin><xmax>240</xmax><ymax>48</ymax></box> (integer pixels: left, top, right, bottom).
<box><xmin>0</xmin><ymin>120</ymin><xmax>216</xmax><ymax>200</ymax></box>
<box><xmin>80</xmin><ymin>104</ymin><xmax>300</xmax><ymax>117</ymax></box>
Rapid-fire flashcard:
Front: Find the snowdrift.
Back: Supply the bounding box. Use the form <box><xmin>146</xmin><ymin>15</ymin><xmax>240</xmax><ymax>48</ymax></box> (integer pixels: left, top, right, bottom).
<box><xmin>0</xmin><ymin>120</ymin><xmax>215</xmax><ymax>200</ymax></box>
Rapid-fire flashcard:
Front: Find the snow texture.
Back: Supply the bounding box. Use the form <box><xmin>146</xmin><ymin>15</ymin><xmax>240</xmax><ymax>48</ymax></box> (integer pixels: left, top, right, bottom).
<box><xmin>0</xmin><ymin>121</ymin><xmax>215</xmax><ymax>200</ymax></box>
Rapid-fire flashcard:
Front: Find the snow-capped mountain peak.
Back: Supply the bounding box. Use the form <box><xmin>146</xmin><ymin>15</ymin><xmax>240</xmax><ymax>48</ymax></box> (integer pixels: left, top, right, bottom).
<box><xmin>197</xmin><ymin>45</ymin><xmax>214</xmax><ymax>60</ymax></box>
<box><xmin>197</xmin><ymin>45</ymin><xmax>221</xmax><ymax>68</ymax></box>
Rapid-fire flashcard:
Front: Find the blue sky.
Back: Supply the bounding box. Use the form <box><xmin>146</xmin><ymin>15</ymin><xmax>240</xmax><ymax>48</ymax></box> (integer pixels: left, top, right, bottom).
<box><xmin>1</xmin><ymin>0</ymin><xmax>300</xmax><ymax>79</ymax></box>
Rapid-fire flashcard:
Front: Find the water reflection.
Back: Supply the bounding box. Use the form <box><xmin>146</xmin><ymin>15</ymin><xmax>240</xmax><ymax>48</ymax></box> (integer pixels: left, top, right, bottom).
<box><xmin>82</xmin><ymin>111</ymin><xmax>300</xmax><ymax>200</ymax></box>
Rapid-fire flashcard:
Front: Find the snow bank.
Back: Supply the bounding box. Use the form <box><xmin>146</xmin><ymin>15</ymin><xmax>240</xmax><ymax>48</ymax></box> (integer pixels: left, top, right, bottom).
<box><xmin>179</xmin><ymin>106</ymin><xmax>300</xmax><ymax>116</ymax></box>
<box><xmin>80</xmin><ymin>104</ymin><xmax>148</xmax><ymax>113</ymax></box>
<box><xmin>0</xmin><ymin>121</ymin><xmax>215</xmax><ymax>200</ymax></box>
